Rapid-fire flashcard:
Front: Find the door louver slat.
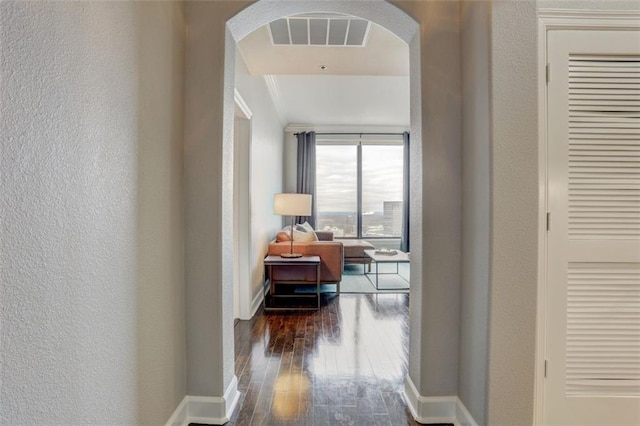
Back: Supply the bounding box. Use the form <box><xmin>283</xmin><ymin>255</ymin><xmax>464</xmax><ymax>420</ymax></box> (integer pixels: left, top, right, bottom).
<box><xmin>547</xmin><ymin>31</ymin><xmax>640</xmax><ymax>424</ymax></box>
<box><xmin>566</xmin><ymin>54</ymin><xmax>640</xmax><ymax>397</ymax></box>
<box><xmin>568</xmin><ymin>55</ymin><xmax>640</xmax><ymax>240</ymax></box>
<box><xmin>567</xmin><ymin>262</ymin><xmax>640</xmax><ymax>396</ymax></box>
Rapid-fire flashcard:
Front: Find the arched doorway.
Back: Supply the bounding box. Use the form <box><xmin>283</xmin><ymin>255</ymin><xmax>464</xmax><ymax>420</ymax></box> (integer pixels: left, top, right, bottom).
<box><xmin>222</xmin><ymin>0</ymin><xmax>422</xmax><ymax>421</ymax></box>
<box><xmin>182</xmin><ymin>1</ymin><xmax>464</xmax><ymax>424</ymax></box>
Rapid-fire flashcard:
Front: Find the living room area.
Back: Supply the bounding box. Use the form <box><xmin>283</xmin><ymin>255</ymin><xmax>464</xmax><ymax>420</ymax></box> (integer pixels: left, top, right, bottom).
<box><xmin>266</xmin><ymin>209</ymin><xmax>410</xmax><ymax>309</ymax></box>
<box><xmin>233</xmin><ymin>13</ymin><xmax>411</xmax><ymax>319</ymax></box>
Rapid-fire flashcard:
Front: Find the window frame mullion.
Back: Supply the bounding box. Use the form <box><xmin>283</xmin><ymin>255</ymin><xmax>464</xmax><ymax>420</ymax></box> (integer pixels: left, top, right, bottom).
<box><xmin>356</xmin><ymin>141</ymin><xmax>363</xmax><ymax>239</ymax></box>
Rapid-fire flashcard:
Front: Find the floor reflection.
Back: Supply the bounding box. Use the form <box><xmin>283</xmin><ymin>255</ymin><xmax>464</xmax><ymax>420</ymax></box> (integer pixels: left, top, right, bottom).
<box><xmin>230</xmin><ymin>293</ymin><xmax>421</xmax><ymax>425</ymax></box>
<box><xmin>272</xmin><ymin>372</ymin><xmax>311</xmax><ymax>420</ymax></box>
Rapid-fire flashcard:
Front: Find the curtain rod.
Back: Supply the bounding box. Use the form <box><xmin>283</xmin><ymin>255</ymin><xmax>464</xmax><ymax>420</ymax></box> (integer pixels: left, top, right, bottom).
<box><xmin>293</xmin><ymin>132</ymin><xmax>406</xmax><ymax>136</ymax></box>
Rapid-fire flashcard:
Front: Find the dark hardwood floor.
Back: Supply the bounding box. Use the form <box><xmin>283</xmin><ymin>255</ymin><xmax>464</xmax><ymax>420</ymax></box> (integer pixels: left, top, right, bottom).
<box><xmin>225</xmin><ymin>293</ymin><xmax>424</xmax><ymax>426</ymax></box>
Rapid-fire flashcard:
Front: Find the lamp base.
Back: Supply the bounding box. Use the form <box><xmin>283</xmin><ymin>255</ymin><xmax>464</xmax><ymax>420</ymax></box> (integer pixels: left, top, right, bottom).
<box><xmin>280</xmin><ymin>253</ymin><xmax>303</xmax><ymax>258</ymax></box>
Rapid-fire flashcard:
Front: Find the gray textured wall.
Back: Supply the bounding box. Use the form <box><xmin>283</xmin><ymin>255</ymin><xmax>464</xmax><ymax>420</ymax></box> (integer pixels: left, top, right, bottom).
<box><xmin>0</xmin><ymin>2</ymin><xmax>186</xmax><ymax>424</ymax></box>
<box><xmin>487</xmin><ymin>1</ymin><xmax>538</xmax><ymax>424</ymax></box>
<box><xmin>184</xmin><ymin>0</ymin><xmax>251</xmax><ymax>396</ymax></box>
<box><xmin>395</xmin><ymin>0</ymin><xmax>462</xmax><ymax>396</ymax></box>
<box><xmin>234</xmin><ymin>54</ymin><xmax>285</xmax><ymax>308</ymax></box>
<box><xmin>459</xmin><ymin>1</ymin><xmax>491</xmax><ymax>424</ymax></box>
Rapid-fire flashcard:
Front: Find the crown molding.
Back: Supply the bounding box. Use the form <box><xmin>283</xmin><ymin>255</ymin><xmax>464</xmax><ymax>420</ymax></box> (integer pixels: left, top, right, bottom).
<box><xmin>538</xmin><ymin>8</ymin><xmax>640</xmax><ymax>19</ymax></box>
<box><xmin>233</xmin><ymin>89</ymin><xmax>252</xmax><ymax>120</ymax></box>
<box><xmin>538</xmin><ymin>8</ymin><xmax>640</xmax><ymax>30</ymax></box>
<box><xmin>284</xmin><ymin>123</ymin><xmax>409</xmax><ymax>133</ymax></box>
<box><xmin>263</xmin><ymin>75</ymin><xmax>287</xmax><ymax>126</ymax></box>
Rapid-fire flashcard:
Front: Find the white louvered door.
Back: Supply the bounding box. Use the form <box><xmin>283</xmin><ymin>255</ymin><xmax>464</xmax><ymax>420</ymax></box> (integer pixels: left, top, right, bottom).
<box><xmin>545</xmin><ymin>30</ymin><xmax>640</xmax><ymax>425</ymax></box>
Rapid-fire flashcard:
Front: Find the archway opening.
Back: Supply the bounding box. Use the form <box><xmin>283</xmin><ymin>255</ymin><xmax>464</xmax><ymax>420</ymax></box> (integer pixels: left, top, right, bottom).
<box><xmin>222</xmin><ymin>0</ymin><xmax>423</xmax><ymax>422</ymax></box>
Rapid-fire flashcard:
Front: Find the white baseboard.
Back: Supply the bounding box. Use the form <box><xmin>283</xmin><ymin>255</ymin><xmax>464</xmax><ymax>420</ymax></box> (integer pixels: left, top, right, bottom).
<box><xmin>165</xmin><ymin>395</ymin><xmax>188</xmax><ymax>426</ymax></box>
<box><xmin>403</xmin><ymin>375</ymin><xmax>478</xmax><ymax>426</ymax></box>
<box><xmin>455</xmin><ymin>397</ymin><xmax>478</xmax><ymax>426</ymax></box>
<box><xmin>250</xmin><ymin>287</ymin><xmax>263</xmax><ymax>318</ymax></box>
<box><xmin>166</xmin><ymin>376</ymin><xmax>241</xmax><ymax>426</ymax></box>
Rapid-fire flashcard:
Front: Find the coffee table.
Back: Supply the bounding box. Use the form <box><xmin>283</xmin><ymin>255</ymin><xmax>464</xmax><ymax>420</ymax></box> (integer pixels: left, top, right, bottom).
<box><xmin>364</xmin><ymin>249</ymin><xmax>410</xmax><ymax>290</ymax></box>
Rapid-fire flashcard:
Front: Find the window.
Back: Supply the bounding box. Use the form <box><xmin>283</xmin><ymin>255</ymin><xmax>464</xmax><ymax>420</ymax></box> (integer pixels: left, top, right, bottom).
<box><xmin>316</xmin><ymin>135</ymin><xmax>405</xmax><ymax>239</ymax></box>
<box><xmin>316</xmin><ymin>144</ymin><xmax>358</xmax><ymax>237</ymax></box>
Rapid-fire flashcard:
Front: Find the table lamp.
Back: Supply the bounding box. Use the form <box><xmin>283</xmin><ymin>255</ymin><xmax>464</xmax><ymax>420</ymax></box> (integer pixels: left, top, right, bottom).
<box><xmin>274</xmin><ymin>193</ymin><xmax>312</xmax><ymax>258</ymax></box>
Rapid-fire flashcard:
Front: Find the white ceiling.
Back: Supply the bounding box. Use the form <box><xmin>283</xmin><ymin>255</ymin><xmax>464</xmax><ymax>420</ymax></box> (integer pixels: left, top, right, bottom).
<box><xmin>266</xmin><ymin>75</ymin><xmax>409</xmax><ymax>127</ymax></box>
<box><xmin>237</xmin><ymin>18</ymin><xmax>410</xmax><ymax>127</ymax></box>
<box><xmin>238</xmin><ymin>21</ymin><xmax>408</xmax><ymax>76</ymax></box>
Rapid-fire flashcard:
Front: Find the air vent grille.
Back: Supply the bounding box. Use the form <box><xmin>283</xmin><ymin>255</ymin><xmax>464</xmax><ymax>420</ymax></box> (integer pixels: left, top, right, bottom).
<box><xmin>268</xmin><ymin>17</ymin><xmax>370</xmax><ymax>47</ymax></box>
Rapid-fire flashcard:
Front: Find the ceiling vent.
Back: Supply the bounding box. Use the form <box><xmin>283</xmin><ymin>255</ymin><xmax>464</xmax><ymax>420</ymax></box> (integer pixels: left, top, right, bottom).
<box><xmin>268</xmin><ymin>17</ymin><xmax>370</xmax><ymax>47</ymax></box>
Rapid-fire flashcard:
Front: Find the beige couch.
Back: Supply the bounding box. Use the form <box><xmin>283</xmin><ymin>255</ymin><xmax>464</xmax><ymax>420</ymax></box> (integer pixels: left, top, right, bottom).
<box><xmin>341</xmin><ymin>239</ymin><xmax>375</xmax><ymax>272</ymax></box>
<box><xmin>267</xmin><ymin>230</ymin><xmax>343</xmax><ymax>292</ymax></box>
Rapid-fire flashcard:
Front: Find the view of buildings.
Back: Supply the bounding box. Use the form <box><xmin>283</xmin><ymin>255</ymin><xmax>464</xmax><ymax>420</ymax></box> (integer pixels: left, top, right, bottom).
<box><xmin>317</xmin><ymin>200</ymin><xmax>402</xmax><ymax>238</ymax></box>
<box><xmin>315</xmin><ymin>141</ymin><xmax>405</xmax><ymax>239</ymax></box>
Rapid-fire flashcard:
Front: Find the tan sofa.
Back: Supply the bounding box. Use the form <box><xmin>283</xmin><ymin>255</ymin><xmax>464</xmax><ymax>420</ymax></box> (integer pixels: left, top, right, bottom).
<box><xmin>341</xmin><ymin>239</ymin><xmax>375</xmax><ymax>272</ymax></box>
<box><xmin>267</xmin><ymin>231</ymin><xmax>343</xmax><ymax>293</ymax></box>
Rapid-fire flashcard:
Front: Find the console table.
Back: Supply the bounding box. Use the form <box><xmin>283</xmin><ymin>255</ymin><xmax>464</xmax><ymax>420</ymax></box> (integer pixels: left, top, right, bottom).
<box><xmin>263</xmin><ymin>255</ymin><xmax>321</xmax><ymax>311</ymax></box>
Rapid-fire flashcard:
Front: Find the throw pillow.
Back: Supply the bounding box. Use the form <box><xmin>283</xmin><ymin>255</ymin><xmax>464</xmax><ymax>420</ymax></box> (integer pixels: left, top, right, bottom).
<box><xmin>292</xmin><ymin>229</ymin><xmax>318</xmax><ymax>242</ymax></box>
<box><xmin>299</xmin><ymin>221</ymin><xmax>314</xmax><ymax>232</ymax></box>
<box><xmin>276</xmin><ymin>231</ymin><xmax>291</xmax><ymax>242</ymax></box>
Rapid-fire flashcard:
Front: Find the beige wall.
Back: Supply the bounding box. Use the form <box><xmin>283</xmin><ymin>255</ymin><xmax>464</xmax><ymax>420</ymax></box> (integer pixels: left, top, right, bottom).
<box><xmin>394</xmin><ymin>0</ymin><xmax>462</xmax><ymax>396</ymax></box>
<box><xmin>488</xmin><ymin>1</ymin><xmax>538</xmax><ymax>424</ymax></box>
<box><xmin>234</xmin><ymin>53</ymin><xmax>285</xmax><ymax>309</ymax></box>
<box><xmin>184</xmin><ymin>0</ymin><xmax>251</xmax><ymax>397</ymax></box>
<box><xmin>0</xmin><ymin>2</ymin><xmax>186</xmax><ymax>424</ymax></box>
<box><xmin>459</xmin><ymin>1</ymin><xmax>491</xmax><ymax>424</ymax></box>
<box><xmin>135</xmin><ymin>3</ymin><xmax>187</xmax><ymax>422</ymax></box>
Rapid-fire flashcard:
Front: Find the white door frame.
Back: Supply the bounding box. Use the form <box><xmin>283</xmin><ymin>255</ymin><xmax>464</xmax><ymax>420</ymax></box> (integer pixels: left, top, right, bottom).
<box><xmin>535</xmin><ymin>9</ymin><xmax>640</xmax><ymax>424</ymax></box>
<box><xmin>233</xmin><ymin>89</ymin><xmax>253</xmax><ymax>320</ymax></box>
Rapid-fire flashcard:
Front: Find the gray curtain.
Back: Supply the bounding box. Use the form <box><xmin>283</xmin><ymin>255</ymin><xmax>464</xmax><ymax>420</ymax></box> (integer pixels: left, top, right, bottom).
<box><xmin>296</xmin><ymin>131</ymin><xmax>316</xmax><ymax>227</ymax></box>
<box><xmin>400</xmin><ymin>131</ymin><xmax>410</xmax><ymax>252</ymax></box>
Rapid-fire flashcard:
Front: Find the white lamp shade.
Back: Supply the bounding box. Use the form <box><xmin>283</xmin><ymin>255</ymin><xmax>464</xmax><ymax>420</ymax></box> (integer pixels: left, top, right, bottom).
<box><xmin>274</xmin><ymin>193</ymin><xmax>312</xmax><ymax>216</ymax></box>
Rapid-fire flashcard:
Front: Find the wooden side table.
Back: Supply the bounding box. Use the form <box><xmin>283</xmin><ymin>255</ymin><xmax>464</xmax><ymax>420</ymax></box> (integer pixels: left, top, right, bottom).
<box><xmin>263</xmin><ymin>255</ymin><xmax>321</xmax><ymax>311</ymax></box>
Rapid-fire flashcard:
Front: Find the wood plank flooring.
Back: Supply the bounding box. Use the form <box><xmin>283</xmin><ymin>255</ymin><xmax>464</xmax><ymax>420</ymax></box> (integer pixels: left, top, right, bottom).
<box><xmin>225</xmin><ymin>293</ymin><xmax>425</xmax><ymax>426</ymax></box>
